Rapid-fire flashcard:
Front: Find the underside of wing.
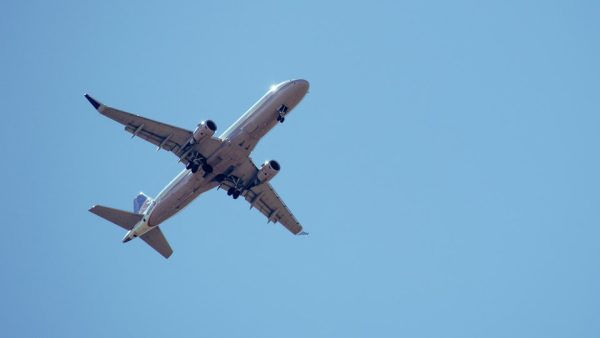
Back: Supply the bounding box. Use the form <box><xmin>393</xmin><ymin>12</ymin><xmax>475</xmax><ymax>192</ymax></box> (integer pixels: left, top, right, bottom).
<box><xmin>219</xmin><ymin>158</ymin><xmax>304</xmax><ymax>235</ymax></box>
<box><xmin>85</xmin><ymin>94</ymin><xmax>222</xmax><ymax>166</ymax></box>
<box><xmin>245</xmin><ymin>182</ymin><xmax>304</xmax><ymax>234</ymax></box>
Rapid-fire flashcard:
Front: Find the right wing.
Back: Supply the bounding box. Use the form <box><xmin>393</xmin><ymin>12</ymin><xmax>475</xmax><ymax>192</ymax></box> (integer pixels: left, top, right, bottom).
<box><xmin>244</xmin><ymin>182</ymin><xmax>304</xmax><ymax>235</ymax></box>
<box><xmin>219</xmin><ymin>158</ymin><xmax>305</xmax><ymax>235</ymax></box>
<box><xmin>84</xmin><ymin>94</ymin><xmax>222</xmax><ymax>166</ymax></box>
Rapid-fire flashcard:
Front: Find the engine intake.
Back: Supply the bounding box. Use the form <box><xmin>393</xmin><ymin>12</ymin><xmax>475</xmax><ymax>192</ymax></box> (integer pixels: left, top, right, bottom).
<box><xmin>192</xmin><ymin>120</ymin><xmax>217</xmax><ymax>143</ymax></box>
<box><xmin>257</xmin><ymin>160</ymin><xmax>280</xmax><ymax>183</ymax></box>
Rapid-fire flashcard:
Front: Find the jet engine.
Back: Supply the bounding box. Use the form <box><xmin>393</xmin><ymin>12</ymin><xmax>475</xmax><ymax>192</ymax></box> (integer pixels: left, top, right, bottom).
<box><xmin>192</xmin><ymin>120</ymin><xmax>217</xmax><ymax>143</ymax></box>
<box><xmin>257</xmin><ymin>160</ymin><xmax>281</xmax><ymax>183</ymax></box>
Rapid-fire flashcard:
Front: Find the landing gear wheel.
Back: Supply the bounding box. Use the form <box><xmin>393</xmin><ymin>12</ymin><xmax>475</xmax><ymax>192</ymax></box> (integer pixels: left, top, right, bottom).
<box><xmin>232</xmin><ymin>190</ymin><xmax>241</xmax><ymax>199</ymax></box>
<box><xmin>202</xmin><ymin>164</ymin><xmax>213</xmax><ymax>174</ymax></box>
<box><xmin>227</xmin><ymin>187</ymin><xmax>235</xmax><ymax>196</ymax></box>
<box><xmin>278</xmin><ymin>116</ymin><xmax>285</xmax><ymax>123</ymax></box>
<box><xmin>191</xmin><ymin>165</ymin><xmax>199</xmax><ymax>173</ymax></box>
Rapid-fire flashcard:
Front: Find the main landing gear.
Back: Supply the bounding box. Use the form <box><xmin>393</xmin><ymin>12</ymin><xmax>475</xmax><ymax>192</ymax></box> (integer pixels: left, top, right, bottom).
<box><xmin>226</xmin><ymin>187</ymin><xmax>241</xmax><ymax>199</ymax></box>
<box><xmin>185</xmin><ymin>151</ymin><xmax>213</xmax><ymax>175</ymax></box>
<box><xmin>216</xmin><ymin>174</ymin><xmax>244</xmax><ymax>200</ymax></box>
<box><xmin>186</xmin><ymin>159</ymin><xmax>213</xmax><ymax>175</ymax></box>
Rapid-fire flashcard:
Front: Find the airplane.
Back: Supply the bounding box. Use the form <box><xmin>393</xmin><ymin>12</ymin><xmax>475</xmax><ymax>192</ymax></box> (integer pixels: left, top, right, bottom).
<box><xmin>85</xmin><ymin>79</ymin><xmax>309</xmax><ymax>258</ymax></box>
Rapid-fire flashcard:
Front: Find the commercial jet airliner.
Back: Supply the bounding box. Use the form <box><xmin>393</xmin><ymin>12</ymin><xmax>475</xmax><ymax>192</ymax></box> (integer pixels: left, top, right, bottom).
<box><xmin>86</xmin><ymin>79</ymin><xmax>309</xmax><ymax>258</ymax></box>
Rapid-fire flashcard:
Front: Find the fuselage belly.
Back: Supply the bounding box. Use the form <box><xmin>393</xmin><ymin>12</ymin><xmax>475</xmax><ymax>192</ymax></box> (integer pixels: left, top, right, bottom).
<box><xmin>145</xmin><ymin>79</ymin><xmax>309</xmax><ymax>229</ymax></box>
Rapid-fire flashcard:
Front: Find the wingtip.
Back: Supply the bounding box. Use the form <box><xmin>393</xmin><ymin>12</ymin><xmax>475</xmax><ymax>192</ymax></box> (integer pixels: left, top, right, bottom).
<box><xmin>84</xmin><ymin>93</ymin><xmax>101</xmax><ymax>110</ymax></box>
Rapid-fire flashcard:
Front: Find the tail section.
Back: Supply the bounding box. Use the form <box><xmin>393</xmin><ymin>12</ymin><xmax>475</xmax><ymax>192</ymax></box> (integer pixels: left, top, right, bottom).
<box><xmin>89</xmin><ymin>205</ymin><xmax>143</xmax><ymax>230</ymax></box>
<box><xmin>133</xmin><ymin>192</ymin><xmax>153</xmax><ymax>214</ymax></box>
<box><xmin>89</xmin><ymin>197</ymin><xmax>174</xmax><ymax>259</ymax></box>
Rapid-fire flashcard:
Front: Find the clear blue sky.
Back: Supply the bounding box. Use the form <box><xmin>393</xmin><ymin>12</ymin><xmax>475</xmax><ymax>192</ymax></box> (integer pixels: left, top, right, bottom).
<box><xmin>1</xmin><ymin>1</ymin><xmax>599</xmax><ymax>337</ymax></box>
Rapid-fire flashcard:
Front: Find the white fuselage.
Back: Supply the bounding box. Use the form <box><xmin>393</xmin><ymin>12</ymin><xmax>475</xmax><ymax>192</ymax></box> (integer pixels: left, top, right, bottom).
<box><xmin>125</xmin><ymin>79</ymin><xmax>309</xmax><ymax>239</ymax></box>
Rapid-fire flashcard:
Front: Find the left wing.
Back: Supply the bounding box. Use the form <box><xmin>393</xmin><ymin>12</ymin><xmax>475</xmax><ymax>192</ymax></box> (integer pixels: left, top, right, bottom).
<box><xmin>84</xmin><ymin>94</ymin><xmax>222</xmax><ymax>166</ymax></box>
<box><xmin>220</xmin><ymin>158</ymin><xmax>305</xmax><ymax>235</ymax></box>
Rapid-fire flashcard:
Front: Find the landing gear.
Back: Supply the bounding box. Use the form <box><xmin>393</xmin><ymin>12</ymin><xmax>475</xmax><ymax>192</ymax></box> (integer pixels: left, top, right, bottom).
<box><xmin>226</xmin><ymin>187</ymin><xmax>241</xmax><ymax>199</ymax></box>
<box><xmin>186</xmin><ymin>162</ymin><xmax>200</xmax><ymax>173</ymax></box>
<box><xmin>276</xmin><ymin>104</ymin><xmax>288</xmax><ymax>123</ymax></box>
<box><xmin>202</xmin><ymin>163</ymin><xmax>213</xmax><ymax>174</ymax></box>
<box><xmin>221</xmin><ymin>175</ymin><xmax>246</xmax><ymax>199</ymax></box>
<box><xmin>186</xmin><ymin>154</ymin><xmax>212</xmax><ymax>175</ymax></box>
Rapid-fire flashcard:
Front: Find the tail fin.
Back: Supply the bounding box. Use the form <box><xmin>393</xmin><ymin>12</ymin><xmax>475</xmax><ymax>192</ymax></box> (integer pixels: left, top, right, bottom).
<box><xmin>133</xmin><ymin>192</ymin><xmax>153</xmax><ymax>214</ymax></box>
<box><xmin>89</xmin><ymin>205</ymin><xmax>143</xmax><ymax>230</ymax></box>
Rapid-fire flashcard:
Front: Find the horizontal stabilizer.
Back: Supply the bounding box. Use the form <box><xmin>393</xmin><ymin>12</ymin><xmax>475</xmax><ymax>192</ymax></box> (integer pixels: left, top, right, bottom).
<box><xmin>89</xmin><ymin>205</ymin><xmax>143</xmax><ymax>230</ymax></box>
<box><xmin>141</xmin><ymin>227</ymin><xmax>173</xmax><ymax>258</ymax></box>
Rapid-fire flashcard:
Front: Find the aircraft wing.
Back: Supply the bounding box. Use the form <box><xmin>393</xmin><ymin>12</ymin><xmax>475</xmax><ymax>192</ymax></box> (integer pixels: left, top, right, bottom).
<box><xmin>245</xmin><ymin>182</ymin><xmax>304</xmax><ymax>234</ymax></box>
<box><xmin>84</xmin><ymin>94</ymin><xmax>222</xmax><ymax>166</ymax></box>
<box><xmin>220</xmin><ymin>158</ymin><xmax>305</xmax><ymax>235</ymax></box>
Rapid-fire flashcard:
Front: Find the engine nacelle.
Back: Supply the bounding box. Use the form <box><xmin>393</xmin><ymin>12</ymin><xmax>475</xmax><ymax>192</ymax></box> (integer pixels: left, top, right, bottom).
<box><xmin>257</xmin><ymin>160</ymin><xmax>281</xmax><ymax>183</ymax></box>
<box><xmin>192</xmin><ymin>120</ymin><xmax>217</xmax><ymax>143</ymax></box>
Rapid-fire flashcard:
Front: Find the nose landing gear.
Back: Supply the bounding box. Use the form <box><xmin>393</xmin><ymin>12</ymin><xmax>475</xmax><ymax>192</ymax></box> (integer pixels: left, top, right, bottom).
<box><xmin>276</xmin><ymin>104</ymin><xmax>289</xmax><ymax>123</ymax></box>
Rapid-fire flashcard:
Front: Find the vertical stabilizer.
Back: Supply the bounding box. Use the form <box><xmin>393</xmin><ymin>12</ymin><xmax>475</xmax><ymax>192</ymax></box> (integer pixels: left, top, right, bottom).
<box><xmin>134</xmin><ymin>192</ymin><xmax>153</xmax><ymax>214</ymax></box>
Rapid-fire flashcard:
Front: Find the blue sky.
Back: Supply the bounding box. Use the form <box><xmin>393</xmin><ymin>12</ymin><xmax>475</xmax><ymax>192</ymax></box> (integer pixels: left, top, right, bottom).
<box><xmin>1</xmin><ymin>1</ymin><xmax>599</xmax><ymax>337</ymax></box>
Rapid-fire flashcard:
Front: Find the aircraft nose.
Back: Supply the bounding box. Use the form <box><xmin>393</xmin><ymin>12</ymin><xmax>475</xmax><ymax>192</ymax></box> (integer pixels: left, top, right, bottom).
<box><xmin>292</xmin><ymin>79</ymin><xmax>309</xmax><ymax>94</ymax></box>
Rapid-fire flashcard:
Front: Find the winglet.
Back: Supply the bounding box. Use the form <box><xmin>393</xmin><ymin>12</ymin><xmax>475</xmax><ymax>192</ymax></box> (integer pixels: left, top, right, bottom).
<box><xmin>84</xmin><ymin>93</ymin><xmax>102</xmax><ymax>110</ymax></box>
<box><xmin>298</xmin><ymin>231</ymin><xmax>309</xmax><ymax>236</ymax></box>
